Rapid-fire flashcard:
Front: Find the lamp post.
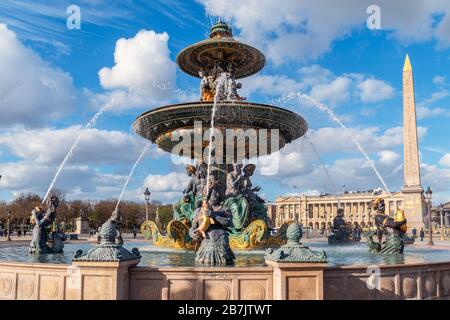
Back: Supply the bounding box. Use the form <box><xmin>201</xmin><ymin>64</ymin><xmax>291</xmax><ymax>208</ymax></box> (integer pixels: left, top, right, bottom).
<box><xmin>7</xmin><ymin>211</ymin><xmax>11</xmax><ymax>241</ymax></box>
<box><xmin>324</xmin><ymin>210</ymin><xmax>328</xmax><ymax>237</ymax></box>
<box><xmin>305</xmin><ymin>209</ymin><xmax>309</xmax><ymax>239</ymax></box>
<box><xmin>155</xmin><ymin>207</ymin><xmax>161</xmax><ymax>229</ymax></box>
<box><xmin>425</xmin><ymin>186</ymin><xmax>434</xmax><ymax>246</ymax></box>
<box><xmin>144</xmin><ymin>187</ymin><xmax>151</xmax><ymax>222</ymax></box>
<box><xmin>439</xmin><ymin>203</ymin><xmax>446</xmax><ymax>241</ymax></box>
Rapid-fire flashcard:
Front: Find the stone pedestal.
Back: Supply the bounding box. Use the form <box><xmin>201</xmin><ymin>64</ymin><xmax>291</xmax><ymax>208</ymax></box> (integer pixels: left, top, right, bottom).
<box><xmin>266</xmin><ymin>260</ymin><xmax>326</xmax><ymax>300</ymax></box>
<box><xmin>70</xmin><ymin>259</ymin><xmax>140</xmax><ymax>300</ymax></box>
<box><xmin>75</xmin><ymin>217</ymin><xmax>90</xmax><ymax>235</ymax></box>
<box><xmin>402</xmin><ymin>187</ymin><xmax>426</xmax><ymax>229</ymax></box>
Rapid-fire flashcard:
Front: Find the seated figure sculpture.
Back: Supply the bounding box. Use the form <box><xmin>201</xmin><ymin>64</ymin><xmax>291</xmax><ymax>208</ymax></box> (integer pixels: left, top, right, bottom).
<box><xmin>173</xmin><ymin>164</ymin><xmax>203</xmax><ymax>225</ymax></box>
<box><xmin>327</xmin><ymin>208</ymin><xmax>356</xmax><ymax>244</ymax></box>
<box><xmin>189</xmin><ymin>177</ymin><xmax>235</xmax><ymax>266</ymax></box>
<box><xmin>199</xmin><ymin>63</ymin><xmax>246</xmax><ymax>102</ymax></box>
<box><xmin>367</xmin><ymin>198</ymin><xmax>408</xmax><ymax>254</ymax></box>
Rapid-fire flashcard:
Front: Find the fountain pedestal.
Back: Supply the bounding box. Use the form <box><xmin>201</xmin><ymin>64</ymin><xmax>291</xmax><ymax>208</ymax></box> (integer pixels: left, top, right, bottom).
<box><xmin>74</xmin><ymin>217</ymin><xmax>89</xmax><ymax>235</ymax></box>
<box><xmin>70</xmin><ymin>259</ymin><xmax>140</xmax><ymax>300</ymax></box>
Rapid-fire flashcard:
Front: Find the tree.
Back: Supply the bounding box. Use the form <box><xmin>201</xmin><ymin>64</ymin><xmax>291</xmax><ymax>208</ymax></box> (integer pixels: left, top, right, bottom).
<box><xmin>157</xmin><ymin>205</ymin><xmax>174</xmax><ymax>229</ymax></box>
<box><xmin>8</xmin><ymin>193</ymin><xmax>42</xmax><ymax>230</ymax></box>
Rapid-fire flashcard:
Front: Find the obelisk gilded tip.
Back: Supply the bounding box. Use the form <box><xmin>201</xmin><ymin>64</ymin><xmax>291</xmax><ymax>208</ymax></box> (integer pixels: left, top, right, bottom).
<box><xmin>403</xmin><ymin>54</ymin><xmax>412</xmax><ymax>72</ymax></box>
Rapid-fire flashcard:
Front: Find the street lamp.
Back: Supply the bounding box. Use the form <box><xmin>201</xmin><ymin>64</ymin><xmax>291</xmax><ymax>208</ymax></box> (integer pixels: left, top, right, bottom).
<box><xmin>425</xmin><ymin>186</ymin><xmax>434</xmax><ymax>246</ymax></box>
<box><xmin>305</xmin><ymin>209</ymin><xmax>309</xmax><ymax>239</ymax></box>
<box><xmin>7</xmin><ymin>211</ymin><xmax>11</xmax><ymax>241</ymax></box>
<box><xmin>155</xmin><ymin>207</ymin><xmax>161</xmax><ymax>229</ymax></box>
<box><xmin>323</xmin><ymin>210</ymin><xmax>328</xmax><ymax>237</ymax></box>
<box><xmin>144</xmin><ymin>187</ymin><xmax>151</xmax><ymax>222</ymax></box>
<box><xmin>439</xmin><ymin>203</ymin><xmax>446</xmax><ymax>241</ymax></box>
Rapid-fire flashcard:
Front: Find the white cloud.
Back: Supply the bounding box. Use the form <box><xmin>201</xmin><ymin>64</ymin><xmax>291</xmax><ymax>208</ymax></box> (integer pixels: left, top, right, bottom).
<box><xmin>0</xmin><ymin>161</ymin><xmax>127</xmax><ymax>200</ymax></box>
<box><xmin>243</xmin><ymin>65</ymin><xmax>394</xmax><ymax>107</ymax></box>
<box><xmin>0</xmin><ymin>127</ymin><xmax>144</xmax><ymax>166</ymax></box>
<box><xmin>200</xmin><ymin>0</ymin><xmax>450</xmax><ymax>64</ymax></box>
<box><xmin>96</xmin><ymin>29</ymin><xmax>178</xmax><ymax>111</ymax></box>
<box><xmin>433</xmin><ymin>75</ymin><xmax>446</xmax><ymax>85</ymax></box>
<box><xmin>141</xmin><ymin>172</ymin><xmax>186</xmax><ymax>203</ymax></box>
<box><xmin>357</xmin><ymin>78</ymin><xmax>395</xmax><ymax>103</ymax></box>
<box><xmin>378</xmin><ymin>150</ymin><xmax>400</xmax><ymax>165</ymax></box>
<box><xmin>417</xmin><ymin>89</ymin><xmax>450</xmax><ymax>119</ymax></box>
<box><xmin>0</xmin><ymin>24</ymin><xmax>75</xmax><ymax>128</ymax></box>
<box><xmin>439</xmin><ymin>154</ymin><xmax>450</xmax><ymax>167</ymax></box>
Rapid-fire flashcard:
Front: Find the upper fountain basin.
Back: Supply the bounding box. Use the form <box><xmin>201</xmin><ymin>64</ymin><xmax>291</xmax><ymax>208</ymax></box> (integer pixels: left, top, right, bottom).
<box><xmin>133</xmin><ymin>101</ymin><xmax>308</xmax><ymax>160</ymax></box>
<box><xmin>176</xmin><ymin>36</ymin><xmax>266</xmax><ymax>80</ymax></box>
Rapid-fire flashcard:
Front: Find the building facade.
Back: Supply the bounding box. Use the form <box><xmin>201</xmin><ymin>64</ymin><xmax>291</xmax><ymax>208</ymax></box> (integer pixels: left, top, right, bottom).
<box><xmin>271</xmin><ymin>191</ymin><xmax>404</xmax><ymax>229</ymax></box>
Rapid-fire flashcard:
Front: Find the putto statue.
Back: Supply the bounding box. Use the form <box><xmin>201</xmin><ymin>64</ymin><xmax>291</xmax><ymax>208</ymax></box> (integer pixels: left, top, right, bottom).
<box><xmin>366</xmin><ymin>198</ymin><xmax>408</xmax><ymax>254</ymax></box>
<box><xmin>29</xmin><ymin>196</ymin><xmax>67</xmax><ymax>254</ymax></box>
<box><xmin>327</xmin><ymin>208</ymin><xmax>359</xmax><ymax>244</ymax></box>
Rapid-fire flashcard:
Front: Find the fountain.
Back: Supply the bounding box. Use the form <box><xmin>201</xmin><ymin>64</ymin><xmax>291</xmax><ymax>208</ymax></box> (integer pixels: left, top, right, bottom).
<box><xmin>2</xmin><ymin>20</ymin><xmax>450</xmax><ymax>301</ymax></box>
<box><xmin>134</xmin><ymin>22</ymin><xmax>308</xmax><ymax>250</ymax></box>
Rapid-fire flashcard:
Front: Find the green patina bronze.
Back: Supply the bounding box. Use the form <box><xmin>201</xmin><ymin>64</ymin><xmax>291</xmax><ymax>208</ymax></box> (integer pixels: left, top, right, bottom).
<box><xmin>73</xmin><ymin>210</ymin><xmax>140</xmax><ymax>262</ymax></box>
<box><xmin>265</xmin><ymin>223</ymin><xmax>328</xmax><ymax>263</ymax></box>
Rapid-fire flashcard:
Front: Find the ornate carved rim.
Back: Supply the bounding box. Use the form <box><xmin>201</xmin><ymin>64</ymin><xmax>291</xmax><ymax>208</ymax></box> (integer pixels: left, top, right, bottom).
<box><xmin>133</xmin><ymin>101</ymin><xmax>308</xmax><ymax>158</ymax></box>
<box><xmin>176</xmin><ymin>38</ymin><xmax>266</xmax><ymax>79</ymax></box>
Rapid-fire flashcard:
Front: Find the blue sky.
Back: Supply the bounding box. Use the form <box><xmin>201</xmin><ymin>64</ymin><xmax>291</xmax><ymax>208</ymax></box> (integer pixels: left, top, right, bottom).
<box><xmin>0</xmin><ymin>0</ymin><xmax>449</xmax><ymax>205</ymax></box>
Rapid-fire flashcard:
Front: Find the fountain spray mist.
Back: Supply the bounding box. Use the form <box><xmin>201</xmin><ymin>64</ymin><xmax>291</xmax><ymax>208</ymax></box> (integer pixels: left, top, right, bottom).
<box><xmin>115</xmin><ymin>144</ymin><xmax>150</xmax><ymax>212</ymax></box>
<box><xmin>296</xmin><ymin>93</ymin><xmax>393</xmax><ymax>199</ymax></box>
<box><xmin>41</xmin><ymin>101</ymin><xmax>114</xmax><ymax>205</ymax></box>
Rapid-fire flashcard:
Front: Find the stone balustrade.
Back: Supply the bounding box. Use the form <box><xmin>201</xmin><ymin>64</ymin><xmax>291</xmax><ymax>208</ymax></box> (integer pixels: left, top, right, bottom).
<box><xmin>1</xmin><ymin>259</ymin><xmax>450</xmax><ymax>300</ymax></box>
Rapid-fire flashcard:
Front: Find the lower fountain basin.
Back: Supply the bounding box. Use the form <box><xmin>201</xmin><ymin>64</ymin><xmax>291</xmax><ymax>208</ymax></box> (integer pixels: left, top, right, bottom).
<box><xmin>2</xmin><ymin>241</ymin><xmax>450</xmax><ymax>267</ymax></box>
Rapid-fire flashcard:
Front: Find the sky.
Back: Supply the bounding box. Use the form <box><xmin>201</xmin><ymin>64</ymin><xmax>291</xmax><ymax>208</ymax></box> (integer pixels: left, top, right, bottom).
<box><xmin>0</xmin><ymin>0</ymin><xmax>450</xmax><ymax>206</ymax></box>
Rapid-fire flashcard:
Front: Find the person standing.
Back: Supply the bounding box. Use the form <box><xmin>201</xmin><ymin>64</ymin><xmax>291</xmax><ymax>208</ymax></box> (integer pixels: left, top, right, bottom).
<box><xmin>412</xmin><ymin>227</ymin><xmax>417</xmax><ymax>239</ymax></box>
<box><xmin>420</xmin><ymin>228</ymin><xmax>425</xmax><ymax>242</ymax></box>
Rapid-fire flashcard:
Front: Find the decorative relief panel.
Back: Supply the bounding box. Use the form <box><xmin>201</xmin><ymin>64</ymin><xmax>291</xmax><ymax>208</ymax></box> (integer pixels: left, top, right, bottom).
<box><xmin>0</xmin><ymin>272</ymin><xmax>14</xmax><ymax>299</ymax></box>
<box><xmin>239</xmin><ymin>280</ymin><xmax>267</xmax><ymax>300</ymax></box>
<box><xmin>204</xmin><ymin>280</ymin><xmax>232</xmax><ymax>300</ymax></box>
<box><xmin>170</xmin><ymin>280</ymin><xmax>197</xmax><ymax>300</ymax></box>
<box><xmin>17</xmin><ymin>274</ymin><xmax>35</xmax><ymax>300</ymax></box>
<box><xmin>39</xmin><ymin>275</ymin><xmax>61</xmax><ymax>300</ymax></box>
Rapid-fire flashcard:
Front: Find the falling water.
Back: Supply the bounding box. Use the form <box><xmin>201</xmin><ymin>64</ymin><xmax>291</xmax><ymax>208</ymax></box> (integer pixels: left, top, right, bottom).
<box><xmin>303</xmin><ymin>135</ymin><xmax>341</xmax><ymax>205</ymax></box>
<box><xmin>295</xmin><ymin>93</ymin><xmax>393</xmax><ymax>199</ymax></box>
<box><xmin>205</xmin><ymin>73</ymin><xmax>228</xmax><ymax>193</ymax></box>
<box><xmin>41</xmin><ymin>101</ymin><xmax>113</xmax><ymax>205</ymax></box>
<box><xmin>115</xmin><ymin>144</ymin><xmax>150</xmax><ymax>212</ymax></box>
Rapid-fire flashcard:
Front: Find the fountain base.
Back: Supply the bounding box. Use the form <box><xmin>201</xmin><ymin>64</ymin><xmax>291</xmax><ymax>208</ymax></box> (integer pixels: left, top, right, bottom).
<box><xmin>141</xmin><ymin>219</ymin><xmax>291</xmax><ymax>250</ymax></box>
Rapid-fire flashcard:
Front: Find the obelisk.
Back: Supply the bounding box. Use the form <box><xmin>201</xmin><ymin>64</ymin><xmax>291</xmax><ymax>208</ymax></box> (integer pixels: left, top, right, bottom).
<box><xmin>402</xmin><ymin>54</ymin><xmax>425</xmax><ymax>228</ymax></box>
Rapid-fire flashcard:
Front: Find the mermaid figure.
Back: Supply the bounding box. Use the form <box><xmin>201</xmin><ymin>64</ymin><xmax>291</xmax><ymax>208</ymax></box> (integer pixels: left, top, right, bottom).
<box><xmin>366</xmin><ymin>198</ymin><xmax>407</xmax><ymax>254</ymax></box>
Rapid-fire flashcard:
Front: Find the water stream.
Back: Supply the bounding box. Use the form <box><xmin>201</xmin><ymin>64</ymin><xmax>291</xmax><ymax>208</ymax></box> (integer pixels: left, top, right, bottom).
<box><xmin>281</xmin><ymin>92</ymin><xmax>393</xmax><ymax>199</ymax></box>
<box><xmin>303</xmin><ymin>135</ymin><xmax>341</xmax><ymax>205</ymax></box>
<box><xmin>41</xmin><ymin>101</ymin><xmax>114</xmax><ymax>205</ymax></box>
<box><xmin>115</xmin><ymin>144</ymin><xmax>150</xmax><ymax>211</ymax></box>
